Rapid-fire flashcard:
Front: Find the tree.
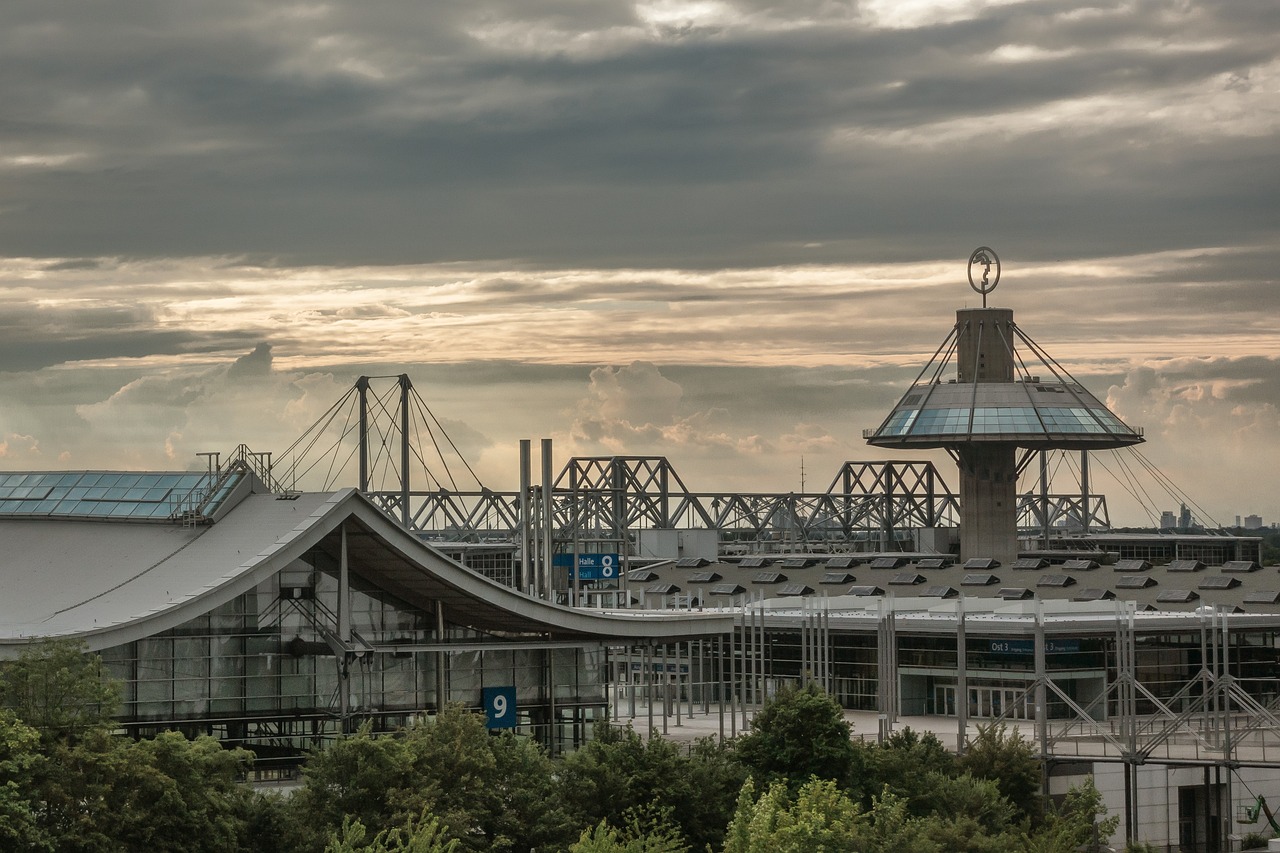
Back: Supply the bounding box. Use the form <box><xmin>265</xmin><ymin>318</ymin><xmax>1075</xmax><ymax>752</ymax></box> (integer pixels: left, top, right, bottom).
<box><xmin>0</xmin><ymin>711</ymin><xmax>49</xmax><ymax>852</ymax></box>
<box><xmin>958</xmin><ymin>723</ymin><xmax>1044</xmax><ymax>824</ymax></box>
<box><xmin>291</xmin><ymin>705</ymin><xmax>576</xmax><ymax>853</ymax></box>
<box><xmin>860</xmin><ymin>727</ymin><xmax>957</xmax><ymax>812</ymax></box>
<box><xmin>917</xmin><ymin>773</ymin><xmax>1030</xmax><ymax>853</ymax></box>
<box><xmin>734</xmin><ymin>683</ymin><xmax>856</xmax><ymax>788</ymax></box>
<box><xmin>859</xmin><ymin>786</ymin><xmax>942</xmax><ymax>853</ymax></box>
<box><xmin>1027</xmin><ymin>777</ymin><xmax>1119</xmax><ymax>853</ymax></box>
<box><xmin>568</xmin><ymin>806</ymin><xmax>690</xmax><ymax>853</ymax></box>
<box><xmin>722</xmin><ymin>777</ymin><xmax>865</xmax><ymax>853</ymax></box>
<box><xmin>326</xmin><ymin>811</ymin><xmax>460</xmax><ymax>853</ymax></box>
<box><xmin>560</xmin><ymin>724</ymin><xmax>745</xmax><ymax>851</ymax></box>
<box><xmin>29</xmin><ymin>727</ymin><xmax>259</xmax><ymax>853</ymax></box>
<box><xmin>290</xmin><ymin>722</ymin><xmax>414</xmax><ymax>849</ymax></box>
<box><xmin>0</xmin><ymin>639</ymin><xmax>118</xmax><ymax>743</ymax></box>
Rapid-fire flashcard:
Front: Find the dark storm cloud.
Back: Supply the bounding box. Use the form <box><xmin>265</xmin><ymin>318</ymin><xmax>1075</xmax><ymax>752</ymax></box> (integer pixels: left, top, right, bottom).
<box><xmin>0</xmin><ymin>301</ymin><xmax>259</xmax><ymax>371</ymax></box>
<box><xmin>1</xmin><ymin>0</ymin><xmax>1277</xmax><ymax>266</ymax></box>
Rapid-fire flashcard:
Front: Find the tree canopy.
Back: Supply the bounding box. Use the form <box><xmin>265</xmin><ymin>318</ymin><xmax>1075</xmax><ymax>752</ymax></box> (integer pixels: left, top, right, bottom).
<box><xmin>0</xmin><ymin>643</ymin><xmax>1129</xmax><ymax>852</ymax></box>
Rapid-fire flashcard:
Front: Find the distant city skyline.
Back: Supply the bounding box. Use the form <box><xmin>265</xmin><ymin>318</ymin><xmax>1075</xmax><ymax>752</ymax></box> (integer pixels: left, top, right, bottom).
<box><xmin>1</xmin><ymin>1</ymin><xmax>1278</xmax><ymax>527</ymax></box>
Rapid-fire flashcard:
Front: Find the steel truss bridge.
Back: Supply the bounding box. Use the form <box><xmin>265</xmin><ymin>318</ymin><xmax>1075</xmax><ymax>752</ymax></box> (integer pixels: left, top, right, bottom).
<box><xmin>265</xmin><ymin>375</ymin><xmax>1112</xmax><ymax>551</ymax></box>
<box><xmin>365</xmin><ymin>454</ymin><xmax>1109</xmax><ymax>551</ymax></box>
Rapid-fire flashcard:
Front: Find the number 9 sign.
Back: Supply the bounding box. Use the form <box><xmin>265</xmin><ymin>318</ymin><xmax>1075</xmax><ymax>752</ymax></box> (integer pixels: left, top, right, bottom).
<box><xmin>482</xmin><ymin>686</ymin><xmax>517</xmax><ymax>729</ymax></box>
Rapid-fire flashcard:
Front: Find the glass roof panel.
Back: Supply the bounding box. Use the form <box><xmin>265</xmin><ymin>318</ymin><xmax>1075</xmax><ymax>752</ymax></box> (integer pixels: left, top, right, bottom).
<box><xmin>0</xmin><ymin>470</ymin><xmax>238</xmax><ymax>521</ymax></box>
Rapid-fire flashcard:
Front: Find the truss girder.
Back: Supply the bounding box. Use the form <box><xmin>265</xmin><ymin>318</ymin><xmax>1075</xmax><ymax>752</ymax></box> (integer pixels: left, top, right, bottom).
<box><xmin>371</xmin><ymin>458</ymin><xmax>967</xmax><ymax>546</ymax></box>
<box><xmin>1017</xmin><ymin>494</ymin><xmax>1111</xmax><ymax>531</ymax></box>
<box><xmin>1036</xmin><ymin>609</ymin><xmax>1280</xmax><ymax>768</ymax></box>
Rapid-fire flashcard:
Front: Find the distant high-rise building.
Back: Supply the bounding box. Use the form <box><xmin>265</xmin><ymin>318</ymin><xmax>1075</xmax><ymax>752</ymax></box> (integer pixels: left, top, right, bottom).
<box><xmin>1245</xmin><ymin>514</ymin><xmax>1264</xmax><ymax>530</ymax></box>
<box><xmin>1161</xmin><ymin>510</ymin><xmax>1177</xmax><ymax>529</ymax></box>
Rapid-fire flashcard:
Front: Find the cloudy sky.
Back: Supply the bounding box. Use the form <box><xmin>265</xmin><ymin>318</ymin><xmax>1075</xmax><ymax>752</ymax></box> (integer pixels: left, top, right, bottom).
<box><xmin>1</xmin><ymin>0</ymin><xmax>1278</xmax><ymax>527</ymax></box>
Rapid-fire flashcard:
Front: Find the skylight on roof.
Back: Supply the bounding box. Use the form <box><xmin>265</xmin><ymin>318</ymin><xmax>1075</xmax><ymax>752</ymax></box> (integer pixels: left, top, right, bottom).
<box><xmin>0</xmin><ymin>470</ymin><xmax>242</xmax><ymax>522</ymax></box>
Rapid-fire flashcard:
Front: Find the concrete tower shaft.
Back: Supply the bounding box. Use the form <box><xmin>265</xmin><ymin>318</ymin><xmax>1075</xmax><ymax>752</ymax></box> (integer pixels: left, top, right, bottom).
<box><xmin>956</xmin><ymin>308</ymin><xmax>1018</xmax><ymax>564</ymax></box>
<box><xmin>956</xmin><ymin>308</ymin><xmax>1015</xmax><ymax>384</ymax></box>
<box><xmin>957</xmin><ymin>444</ymin><xmax>1019</xmax><ymax>567</ymax></box>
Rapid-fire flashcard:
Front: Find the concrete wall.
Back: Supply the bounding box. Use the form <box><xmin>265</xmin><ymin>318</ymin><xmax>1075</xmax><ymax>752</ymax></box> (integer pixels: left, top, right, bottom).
<box><xmin>1051</xmin><ymin>762</ymin><xmax>1280</xmax><ymax>850</ymax></box>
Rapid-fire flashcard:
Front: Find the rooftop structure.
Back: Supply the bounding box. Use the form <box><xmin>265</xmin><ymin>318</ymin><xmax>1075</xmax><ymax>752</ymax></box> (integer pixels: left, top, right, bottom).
<box><xmin>866</xmin><ymin>249</ymin><xmax>1144</xmax><ymax>565</ymax></box>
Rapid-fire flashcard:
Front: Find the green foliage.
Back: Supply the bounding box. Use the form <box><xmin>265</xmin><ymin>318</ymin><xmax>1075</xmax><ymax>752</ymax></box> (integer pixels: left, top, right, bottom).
<box><xmin>920</xmin><ymin>772</ymin><xmax>1027</xmax><ymax>842</ymax></box>
<box><xmin>1240</xmin><ymin>831</ymin><xmax>1271</xmax><ymax>851</ymax></box>
<box><xmin>858</xmin><ymin>727</ymin><xmax>956</xmax><ymax>812</ymax></box>
<box><xmin>859</xmin><ymin>786</ymin><xmax>943</xmax><ymax>853</ymax></box>
<box><xmin>1026</xmin><ymin>777</ymin><xmax>1119</xmax><ymax>853</ymax></box>
<box><xmin>734</xmin><ymin>682</ymin><xmax>856</xmax><ymax>789</ymax></box>
<box><xmin>1122</xmin><ymin>842</ymin><xmax>1158</xmax><ymax>853</ymax></box>
<box><xmin>30</xmin><ymin>728</ymin><xmax>257</xmax><ymax>853</ymax></box>
<box><xmin>568</xmin><ymin>805</ymin><xmax>690</xmax><ymax>853</ymax></box>
<box><xmin>0</xmin><ymin>639</ymin><xmax>119</xmax><ymax>743</ymax></box>
<box><xmin>723</xmin><ymin>777</ymin><xmax>865</xmax><ymax>853</ymax></box>
<box><xmin>292</xmin><ymin>705</ymin><xmax>576</xmax><ymax>853</ymax></box>
<box><xmin>958</xmin><ymin>723</ymin><xmax>1044</xmax><ymax>824</ymax></box>
<box><xmin>0</xmin><ymin>711</ymin><xmax>50</xmax><ymax>852</ymax></box>
<box><xmin>326</xmin><ymin>811</ymin><xmax>461</xmax><ymax>853</ymax></box>
<box><xmin>560</xmin><ymin>724</ymin><xmax>746</xmax><ymax>851</ymax></box>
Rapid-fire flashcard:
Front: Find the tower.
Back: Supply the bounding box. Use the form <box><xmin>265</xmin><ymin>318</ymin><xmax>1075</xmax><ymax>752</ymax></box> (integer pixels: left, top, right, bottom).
<box><xmin>864</xmin><ymin>248</ymin><xmax>1144</xmax><ymax>565</ymax></box>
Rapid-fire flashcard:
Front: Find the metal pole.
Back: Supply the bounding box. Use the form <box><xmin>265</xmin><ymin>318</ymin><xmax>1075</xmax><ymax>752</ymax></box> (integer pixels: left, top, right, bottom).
<box><xmin>662</xmin><ymin>645</ymin><xmax>670</xmax><ymax>735</ymax></box>
<box><xmin>684</xmin><ymin>642</ymin><xmax>692</xmax><ymax>721</ymax></box>
<box><xmin>399</xmin><ymin>374</ymin><xmax>410</xmax><ymax>529</ymax></box>
<box><xmin>519</xmin><ymin>440</ymin><xmax>532</xmax><ymax>594</ymax></box>
<box><xmin>1040</xmin><ymin>450</ymin><xmax>1051</xmax><ymax>548</ymax></box>
<box><xmin>957</xmin><ymin>594</ymin><xmax>968</xmax><ymax>753</ymax></box>
<box><xmin>1222</xmin><ymin>610</ymin><xmax>1234</xmax><ymax>846</ymax></box>
<box><xmin>1034</xmin><ymin>599</ymin><xmax>1048</xmax><ymax>799</ymax></box>
<box><xmin>646</xmin><ymin>644</ymin><xmax>654</xmax><ymax>735</ymax></box>
<box><xmin>801</xmin><ymin>596</ymin><xmax>809</xmax><ymax>682</ymax></box>
<box><xmin>548</xmin><ymin>647</ymin><xmax>557</xmax><ymax>756</ymax></box>
<box><xmin>435</xmin><ymin>602</ymin><xmax>446</xmax><ymax>716</ymax></box>
<box><xmin>541</xmin><ymin>438</ymin><xmax>554</xmax><ymax>601</ymax></box>
<box><xmin>628</xmin><ymin>646</ymin><xmax>636</xmax><ymax>719</ymax></box>
<box><xmin>571</xmin><ymin>463</ymin><xmax>581</xmax><ymax>608</ymax></box>
<box><xmin>1080</xmin><ymin>450</ymin><xmax>1090</xmax><ymax>534</ymax></box>
<box><xmin>357</xmin><ymin>377</ymin><xmax>369</xmax><ymax>492</ymax></box>
<box><xmin>752</xmin><ymin>591</ymin><xmax>762</xmax><ymax>701</ymax></box>
<box><xmin>338</xmin><ymin>523</ymin><xmax>350</xmax><ymax>643</ymax></box>
<box><xmin>717</xmin><ymin>636</ymin><xmax>725</xmax><ymax>741</ymax></box>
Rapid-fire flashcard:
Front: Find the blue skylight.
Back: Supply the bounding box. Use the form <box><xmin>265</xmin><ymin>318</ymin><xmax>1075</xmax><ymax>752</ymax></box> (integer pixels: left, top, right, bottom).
<box><xmin>0</xmin><ymin>471</ymin><xmax>244</xmax><ymax>521</ymax></box>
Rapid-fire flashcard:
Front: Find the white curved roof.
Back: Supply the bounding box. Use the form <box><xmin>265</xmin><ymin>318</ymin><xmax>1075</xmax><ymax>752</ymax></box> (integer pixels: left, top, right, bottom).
<box><xmin>0</xmin><ymin>486</ymin><xmax>731</xmax><ymax>654</ymax></box>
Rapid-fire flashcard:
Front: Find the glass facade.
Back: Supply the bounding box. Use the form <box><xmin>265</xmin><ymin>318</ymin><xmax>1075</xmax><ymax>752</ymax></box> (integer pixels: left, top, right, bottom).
<box><xmin>97</xmin><ymin>546</ymin><xmax>609</xmax><ymax>754</ymax></box>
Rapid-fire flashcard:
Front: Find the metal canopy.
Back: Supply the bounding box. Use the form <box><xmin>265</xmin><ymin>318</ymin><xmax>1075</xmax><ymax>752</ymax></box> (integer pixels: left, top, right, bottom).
<box><xmin>0</xmin><ymin>487</ymin><xmax>732</xmax><ymax>652</ymax></box>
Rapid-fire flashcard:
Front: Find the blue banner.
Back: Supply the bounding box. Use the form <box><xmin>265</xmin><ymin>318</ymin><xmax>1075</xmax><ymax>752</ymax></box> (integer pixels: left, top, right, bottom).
<box><xmin>551</xmin><ymin>553</ymin><xmax>620</xmax><ymax>580</ymax></box>
<box><xmin>482</xmin><ymin>686</ymin><xmax>517</xmax><ymax>729</ymax></box>
<box><xmin>987</xmin><ymin>639</ymin><xmax>1081</xmax><ymax>655</ymax></box>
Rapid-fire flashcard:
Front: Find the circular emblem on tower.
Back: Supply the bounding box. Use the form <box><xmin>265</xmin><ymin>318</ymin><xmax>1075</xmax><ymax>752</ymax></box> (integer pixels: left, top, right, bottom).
<box><xmin>967</xmin><ymin>247</ymin><xmax>1000</xmax><ymax>303</ymax></box>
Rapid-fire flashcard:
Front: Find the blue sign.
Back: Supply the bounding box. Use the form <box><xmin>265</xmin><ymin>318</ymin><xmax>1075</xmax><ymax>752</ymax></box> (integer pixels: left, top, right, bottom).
<box><xmin>987</xmin><ymin>639</ymin><xmax>1081</xmax><ymax>655</ymax></box>
<box><xmin>482</xmin><ymin>686</ymin><xmax>517</xmax><ymax>729</ymax></box>
<box><xmin>552</xmin><ymin>553</ymin><xmax>620</xmax><ymax>580</ymax></box>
